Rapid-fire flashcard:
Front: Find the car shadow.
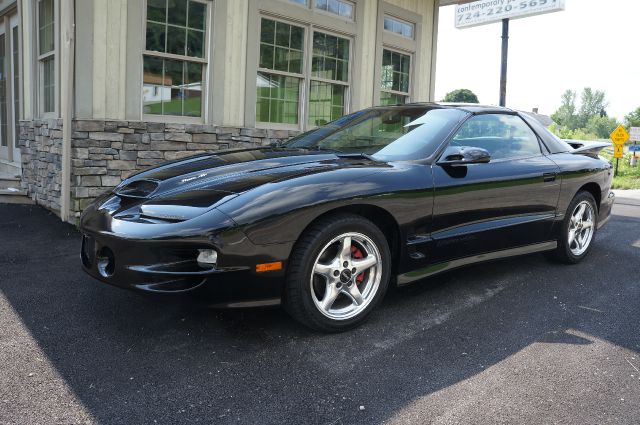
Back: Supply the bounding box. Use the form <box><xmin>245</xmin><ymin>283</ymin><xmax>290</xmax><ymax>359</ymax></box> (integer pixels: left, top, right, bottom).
<box><xmin>1</xmin><ymin>203</ymin><xmax>639</xmax><ymax>424</ymax></box>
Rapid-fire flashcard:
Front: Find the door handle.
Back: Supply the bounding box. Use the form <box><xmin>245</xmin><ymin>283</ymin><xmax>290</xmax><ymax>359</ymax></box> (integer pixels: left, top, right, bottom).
<box><xmin>543</xmin><ymin>172</ymin><xmax>557</xmax><ymax>182</ymax></box>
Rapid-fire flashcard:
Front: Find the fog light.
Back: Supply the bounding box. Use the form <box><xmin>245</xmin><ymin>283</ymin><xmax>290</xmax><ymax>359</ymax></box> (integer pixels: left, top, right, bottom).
<box><xmin>197</xmin><ymin>249</ymin><xmax>218</xmax><ymax>267</ymax></box>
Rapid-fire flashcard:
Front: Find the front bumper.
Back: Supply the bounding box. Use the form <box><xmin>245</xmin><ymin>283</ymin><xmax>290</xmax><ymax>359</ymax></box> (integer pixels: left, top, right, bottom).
<box><xmin>79</xmin><ymin>203</ymin><xmax>293</xmax><ymax>306</ymax></box>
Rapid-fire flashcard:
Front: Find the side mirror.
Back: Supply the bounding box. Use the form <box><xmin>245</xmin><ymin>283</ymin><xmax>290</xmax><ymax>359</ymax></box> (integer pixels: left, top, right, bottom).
<box><xmin>437</xmin><ymin>145</ymin><xmax>491</xmax><ymax>166</ymax></box>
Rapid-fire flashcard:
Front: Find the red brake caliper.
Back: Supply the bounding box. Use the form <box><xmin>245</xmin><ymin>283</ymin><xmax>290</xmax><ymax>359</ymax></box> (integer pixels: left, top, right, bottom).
<box><xmin>351</xmin><ymin>245</ymin><xmax>365</xmax><ymax>284</ymax></box>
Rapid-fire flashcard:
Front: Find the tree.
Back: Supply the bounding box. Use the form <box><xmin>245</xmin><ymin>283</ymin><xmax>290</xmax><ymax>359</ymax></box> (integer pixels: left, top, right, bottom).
<box><xmin>585</xmin><ymin>115</ymin><xmax>619</xmax><ymax>139</ymax></box>
<box><xmin>577</xmin><ymin>87</ymin><xmax>608</xmax><ymax>128</ymax></box>
<box><xmin>442</xmin><ymin>89</ymin><xmax>479</xmax><ymax>103</ymax></box>
<box><xmin>625</xmin><ymin>107</ymin><xmax>640</xmax><ymax>128</ymax></box>
<box><xmin>551</xmin><ymin>89</ymin><xmax>578</xmax><ymax>129</ymax></box>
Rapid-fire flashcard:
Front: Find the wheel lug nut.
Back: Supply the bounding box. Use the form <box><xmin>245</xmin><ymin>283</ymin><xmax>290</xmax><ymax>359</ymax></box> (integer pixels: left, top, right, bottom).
<box><xmin>333</xmin><ymin>270</ymin><xmax>340</xmax><ymax>277</ymax></box>
<box><xmin>352</xmin><ymin>268</ymin><xmax>357</xmax><ymax>274</ymax></box>
<box><xmin>343</xmin><ymin>261</ymin><xmax>348</xmax><ymax>268</ymax></box>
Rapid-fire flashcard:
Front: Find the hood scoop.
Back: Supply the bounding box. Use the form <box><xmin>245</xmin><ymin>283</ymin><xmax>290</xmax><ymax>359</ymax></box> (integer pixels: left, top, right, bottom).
<box><xmin>115</xmin><ymin>179</ymin><xmax>160</xmax><ymax>198</ymax></box>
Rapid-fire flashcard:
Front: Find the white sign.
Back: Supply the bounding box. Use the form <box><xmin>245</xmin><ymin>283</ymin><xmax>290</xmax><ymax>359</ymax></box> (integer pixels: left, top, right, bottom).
<box><xmin>630</xmin><ymin>127</ymin><xmax>640</xmax><ymax>142</ymax></box>
<box><xmin>455</xmin><ymin>0</ymin><xmax>566</xmax><ymax>29</ymax></box>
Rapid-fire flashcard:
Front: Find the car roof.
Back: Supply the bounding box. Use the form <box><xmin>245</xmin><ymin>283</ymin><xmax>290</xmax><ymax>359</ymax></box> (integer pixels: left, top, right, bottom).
<box><xmin>376</xmin><ymin>102</ymin><xmax>517</xmax><ymax>115</ymax></box>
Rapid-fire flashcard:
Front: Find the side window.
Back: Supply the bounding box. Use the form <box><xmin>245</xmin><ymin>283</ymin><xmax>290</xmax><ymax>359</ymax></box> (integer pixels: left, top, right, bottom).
<box><xmin>452</xmin><ymin>114</ymin><xmax>541</xmax><ymax>160</ymax></box>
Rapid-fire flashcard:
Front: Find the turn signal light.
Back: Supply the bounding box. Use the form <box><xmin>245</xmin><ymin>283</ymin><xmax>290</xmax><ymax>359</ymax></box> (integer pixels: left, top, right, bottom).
<box><xmin>256</xmin><ymin>261</ymin><xmax>283</xmax><ymax>273</ymax></box>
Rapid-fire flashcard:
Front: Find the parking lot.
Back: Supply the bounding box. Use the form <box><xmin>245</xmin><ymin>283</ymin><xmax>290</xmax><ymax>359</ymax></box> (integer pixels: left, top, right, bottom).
<box><xmin>1</xmin><ymin>193</ymin><xmax>639</xmax><ymax>424</ymax></box>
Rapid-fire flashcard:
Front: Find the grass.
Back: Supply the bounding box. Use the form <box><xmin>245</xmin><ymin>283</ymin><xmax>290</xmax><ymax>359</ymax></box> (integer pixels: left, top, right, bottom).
<box><xmin>145</xmin><ymin>97</ymin><xmax>201</xmax><ymax>116</ymax></box>
<box><xmin>601</xmin><ymin>148</ymin><xmax>640</xmax><ymax>189</ymax></box>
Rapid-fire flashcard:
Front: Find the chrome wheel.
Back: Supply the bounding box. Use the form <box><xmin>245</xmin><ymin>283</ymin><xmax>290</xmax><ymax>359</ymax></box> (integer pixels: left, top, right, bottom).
<box><xmin>310</xmin><ymin>232</ymin><xmax>383</xmax><ymax>321</ymax></box>
<box><xmin>568</xmin><ymin>200</ymin><xmax>595</xmax><ymax>256</ymax></box>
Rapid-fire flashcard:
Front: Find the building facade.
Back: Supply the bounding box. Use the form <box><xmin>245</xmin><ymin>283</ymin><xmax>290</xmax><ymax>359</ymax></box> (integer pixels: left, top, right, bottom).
<box><xmin>0</xmin><ymin>0</ymin><xmax>445</xmax><ymax>222</ymax></box>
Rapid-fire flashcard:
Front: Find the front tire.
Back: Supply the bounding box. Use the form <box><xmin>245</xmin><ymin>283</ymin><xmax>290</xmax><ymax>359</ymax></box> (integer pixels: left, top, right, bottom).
<box><xmin>283</xmin><ymin>214</ymin><xmax>391</xmax><ymax>332</ymax></box>
<box><xmin>547</xmin><ymin>191</ymin><xmax>598</xmax><ymax>264</ymax></box>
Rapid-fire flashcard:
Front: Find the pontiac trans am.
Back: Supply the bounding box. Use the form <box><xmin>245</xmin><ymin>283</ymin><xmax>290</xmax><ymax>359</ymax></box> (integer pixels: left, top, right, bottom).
<box><xmin>80</xmin><ymin>104</ymin><xmax>614</xmax><ymax>331</ymax></box>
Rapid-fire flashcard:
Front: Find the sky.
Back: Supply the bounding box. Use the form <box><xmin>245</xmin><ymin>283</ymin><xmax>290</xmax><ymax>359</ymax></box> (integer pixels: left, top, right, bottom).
<box><xmin>434</xmin><ymin>0</ymin><xmax>640</xmax><ymax>121</ymax></box>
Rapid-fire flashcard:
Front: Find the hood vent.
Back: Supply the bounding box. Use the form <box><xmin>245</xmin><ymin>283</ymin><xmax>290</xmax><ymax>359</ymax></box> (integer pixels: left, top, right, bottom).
<box><xmin>115</xmin><ymin>179</ymin><xmax>159</xmax><ymax>198</ymax></box>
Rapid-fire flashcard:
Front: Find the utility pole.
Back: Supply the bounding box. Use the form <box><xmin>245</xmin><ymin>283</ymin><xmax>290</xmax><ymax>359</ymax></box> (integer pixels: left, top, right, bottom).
<box><xmin>499</xmin><ymin>18</ymin><xmax>509</xmax><ymax>107</ymax></box>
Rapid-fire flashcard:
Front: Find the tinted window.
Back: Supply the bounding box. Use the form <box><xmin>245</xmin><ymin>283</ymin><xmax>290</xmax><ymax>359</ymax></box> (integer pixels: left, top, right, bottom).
<box><xmin>451</xmin><ymin>114</ymin><xmax>542</xmax><ymax>160</ymax></box>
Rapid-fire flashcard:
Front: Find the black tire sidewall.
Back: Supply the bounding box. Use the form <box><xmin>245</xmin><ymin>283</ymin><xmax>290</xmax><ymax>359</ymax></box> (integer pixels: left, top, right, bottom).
<box><xmin>286</xmin><ymin>215</ymin><xmax>391</xmax><ymax>331</ymax></box>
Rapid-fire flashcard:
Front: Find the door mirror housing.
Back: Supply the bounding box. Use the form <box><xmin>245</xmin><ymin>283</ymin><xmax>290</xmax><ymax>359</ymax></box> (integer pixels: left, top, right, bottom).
<box><xmin>437</xmin><ymin>146</ymin><xmax>491</xmax><ymax>166</ymax></box>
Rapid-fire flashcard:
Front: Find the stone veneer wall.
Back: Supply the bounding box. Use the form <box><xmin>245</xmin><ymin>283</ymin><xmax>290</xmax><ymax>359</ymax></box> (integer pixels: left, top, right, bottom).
<box><xmin>19</xmin><ymin>119</ymin><xmax>299</xmax><ymax>221</ymax></box>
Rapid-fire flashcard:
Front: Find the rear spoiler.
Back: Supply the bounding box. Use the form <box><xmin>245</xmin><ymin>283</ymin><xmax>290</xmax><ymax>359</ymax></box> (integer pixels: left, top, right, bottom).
<box><xmin>564</xmin><ymin>139</ymin><xmax>612</xmax><ymax>158</ymax></box>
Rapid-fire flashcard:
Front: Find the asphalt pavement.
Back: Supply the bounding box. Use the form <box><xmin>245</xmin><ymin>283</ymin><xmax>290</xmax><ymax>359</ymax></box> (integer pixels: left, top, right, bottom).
<box><xmin>1</xmin><ymin>191</ymin><xmax>639</xmax><ymax>424</ymax></box>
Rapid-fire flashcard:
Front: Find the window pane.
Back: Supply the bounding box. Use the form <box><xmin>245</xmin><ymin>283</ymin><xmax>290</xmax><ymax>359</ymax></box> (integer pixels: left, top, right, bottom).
<box><xmin>312</xmin><ymin>32</ymin><xmax>349</xmax><ymax>82</ymax></box>
<box><xmin>452</xmin><ymin>114</ymin><xmax>542</xmax><ymax>160</ymax></box>
<box><xmin>188</xmin><ymin>1</ymin><xmax>206</xmax><ymax>31</ymax></box>
<box><xmin>260</xmin><ymin>18</ymin><xmax>275</xmax><ymax>44</ymax></box>
<box><xmin>289</xmin><ymin>0</ymin><xmax>307</xmax><ymax>6</ymax></box>
<box><xmin>43</xmin><ymin>57</ymin><xmax>55</xmax><ymax>113</ymax></box>
<box><xmin>186</xmin><ymin>29</ymin><xmax>204</xmax><ymax>58</ymax></box>
<box><xmin>167</xmin><ymin>0</ymin><xmax>187</xmax><ymax>27</ymax></box>
<box><xmin>145</xmin><ymin>22</ymin><xmax>166</xmax><ymax>52</ymax></box>
<box><xmin>256</xmin><ymin>72</ymin><xmax>299</xmax><ymax>124</ymax></box>
<box><xmin>39</xmin><ymin>0</ymin><xmax>55</xmax><ymax>55</ymax></box>
<box><xmin>166</xmin><ymin>26</ymin><xmax>186</xmax><ymax>56</ymax></box>
<box><xmin>308</xmin><ymin>81</ymin><xmax>345</xmax><ymax>127</ymax></box>
<box><xmin>147</xmin><ymin>0</ymin><xmax>166</xmax><ymax>23</ymax></box>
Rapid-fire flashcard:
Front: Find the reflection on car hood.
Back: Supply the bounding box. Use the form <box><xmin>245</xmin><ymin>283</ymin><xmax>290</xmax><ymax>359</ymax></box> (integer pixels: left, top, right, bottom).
<box><xmin>114</xmin><ymin>147</ymin><xmax>387</xmax><ymax>206</ymax></box>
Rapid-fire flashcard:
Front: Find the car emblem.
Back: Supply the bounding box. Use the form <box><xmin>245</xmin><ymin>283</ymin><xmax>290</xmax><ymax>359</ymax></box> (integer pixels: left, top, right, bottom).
<box><xmin>339</xmin><ymin>269</ymin><xmax>352</xmax><ymax>284</ymax></box>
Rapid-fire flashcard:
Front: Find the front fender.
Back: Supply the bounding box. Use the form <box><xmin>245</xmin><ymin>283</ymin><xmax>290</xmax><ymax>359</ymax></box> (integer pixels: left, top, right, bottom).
<box><xmin>217</xmin><ymin>162</ymin><xmax>434</xmax><ymax>245</ymax></box>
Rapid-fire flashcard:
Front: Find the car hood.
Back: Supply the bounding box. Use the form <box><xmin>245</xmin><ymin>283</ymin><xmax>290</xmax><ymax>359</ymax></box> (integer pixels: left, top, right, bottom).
<box><xmin>106</xmin><ymin>148</ymin><xmax>388</xmax><ymax>219</ymax></box>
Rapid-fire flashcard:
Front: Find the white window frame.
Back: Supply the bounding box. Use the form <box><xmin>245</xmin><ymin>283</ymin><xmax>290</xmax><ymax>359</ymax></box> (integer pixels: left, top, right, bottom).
<box><xmin>375</xmin><ymin>2</ymin><xmax>420</xmax><ymax>106</ymax></box>
<box><xmin>313</xmin><ymin>0</ymin><xmax>355</xmax><ymax>21</ymax></box>
<box><xmin>255</xmin><ymin>15</ymin><xmax>308</xmax><ymax>131</ymax></box>
<box><xmin>141</xmin><ymin>0</ymin><xmax>212</xmax><ymax>124</ymax></box>
<box><xmin>255</xmin><ymin>14</ymin><xmax>353</xmax><ymax>131</ymax></box>
<box><xmin>307</xmin><ymin>27</ymin><xmax>352</xmax><ymax>128</ymax></box>
<box><xmin>379</xmin><ymin>46</ymin><xmax>412</xmax><ymax>105</ymax></box>
<box><xmin>36</xmin><ymin>0</ymin><xmax>58</xmax><ymax>118</ymax></box>
<box><xmin>383</xmin><ymin>14</ymin><xmax>415</xmax><ymax>40</ymax></box>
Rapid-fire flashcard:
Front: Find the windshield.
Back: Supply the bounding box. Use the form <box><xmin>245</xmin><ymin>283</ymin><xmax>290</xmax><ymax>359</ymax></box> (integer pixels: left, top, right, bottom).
<box><xmin>285</xmin><ymin>107</ymin><xmax>468</xmax><ymax>161</ymax></box>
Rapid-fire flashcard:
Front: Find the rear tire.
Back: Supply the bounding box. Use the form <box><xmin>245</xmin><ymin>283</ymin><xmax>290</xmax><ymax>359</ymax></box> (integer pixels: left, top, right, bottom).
<box><xmin>547</xmin><ymin>191</ymin><xmax>598</xmax><ymax>264</ymax></box>
<box><xmin>283</xmin><ymin>214</ymin><xmax>391</xmax><ymax>332</ymax></box>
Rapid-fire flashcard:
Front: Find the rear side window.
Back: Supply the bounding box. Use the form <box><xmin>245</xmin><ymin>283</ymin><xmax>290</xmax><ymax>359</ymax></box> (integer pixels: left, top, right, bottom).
<box><xmin>451</xmin><ymin>114</ymin><xmax>541</xmax><ymax>160</ymax></box>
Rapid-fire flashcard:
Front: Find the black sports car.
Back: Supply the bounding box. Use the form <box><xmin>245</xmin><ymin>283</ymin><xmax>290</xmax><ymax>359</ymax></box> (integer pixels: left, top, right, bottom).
<box><xmin>80</xmin><ymin>104</ymin><xmax>614</xmax><ymax>331</ymax></box>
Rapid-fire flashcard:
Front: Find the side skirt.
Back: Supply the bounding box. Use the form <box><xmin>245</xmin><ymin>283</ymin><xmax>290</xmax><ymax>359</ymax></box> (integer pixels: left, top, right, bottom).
<box><xmin>397</xmin><ymin>241</ymin><xmax>558</xmax><ymax>286</ymax></box>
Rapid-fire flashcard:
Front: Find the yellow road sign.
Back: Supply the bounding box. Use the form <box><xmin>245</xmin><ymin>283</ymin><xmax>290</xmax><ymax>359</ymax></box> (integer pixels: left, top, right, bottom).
<box><xmin>610</xmin><ymin>125</ymin><xmax>630</xmax><ymax>145</ymax></box>
<box><xmin>614</xmin><ymin>144</ymin><xmax>624</xmax><ymax>158</ymax></box>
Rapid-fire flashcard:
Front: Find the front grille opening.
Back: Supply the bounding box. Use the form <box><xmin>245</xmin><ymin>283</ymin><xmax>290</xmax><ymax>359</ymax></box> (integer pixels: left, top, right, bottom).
<box><xmin>96</xmin><ymin>246</ymin><xmax>116</xmax><ymax>278</ymax></box>
<box><xmin>115</xmin><ymin>179</ymin><xmax>159</xmax><ymax>198</ymax></box>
